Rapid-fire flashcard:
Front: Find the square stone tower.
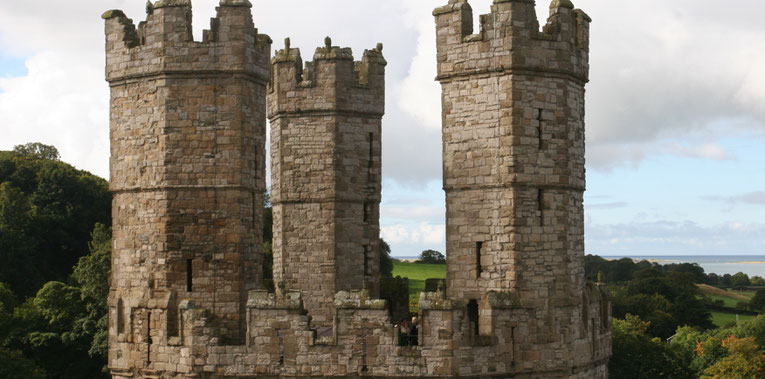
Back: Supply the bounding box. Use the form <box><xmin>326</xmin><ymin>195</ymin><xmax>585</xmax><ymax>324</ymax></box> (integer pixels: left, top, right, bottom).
<box><xmin>268</xmin><ymin>38</ymin><xmax>386</xmax><ymax>325</ymax></box>
<box><xmin>103</xmin><ymin>0</ymin><xmax>270</xmax><ymax>373</ymax></box>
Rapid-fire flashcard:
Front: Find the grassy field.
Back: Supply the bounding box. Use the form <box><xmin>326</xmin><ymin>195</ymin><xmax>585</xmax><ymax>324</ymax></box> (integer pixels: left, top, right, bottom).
<box><xmin>696</xmin><ymin>284</ymin><xmax>758</xmax><ymax>327</ymax></box>
<box><xmin>391</xmin><ymin>261</ymin><xmax>446</xmax><ymax>311</ymax></box>
<box><xmin>711</xmin><ymin>311</ymin><xmax>756</xmax><ymax>327</ymax></box>
<box><xmin>697</xmin><ymin>284</ymin><xmax>755</xmax><ymax>308</ymax></box>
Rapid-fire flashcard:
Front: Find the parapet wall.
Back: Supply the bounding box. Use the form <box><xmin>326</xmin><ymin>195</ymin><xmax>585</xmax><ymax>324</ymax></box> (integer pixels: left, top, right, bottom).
<box><xmin>103</xmin><ymin>0</ymin><xmax>271</xmax><ymax>83</ymax></box>
<box><xmin>111</xmin><ymin>288</ymin><xmax>609</xmax><ymax>377</ymax></box>
<box><xmin>268</xmin><ymin>38</ymin><xmax>386</xmax><ymax>118</ymax></box>
<box><xmin>434</xmin><ymin>0</ymin><xmax>590</xmax><ymax>83</ymax></box>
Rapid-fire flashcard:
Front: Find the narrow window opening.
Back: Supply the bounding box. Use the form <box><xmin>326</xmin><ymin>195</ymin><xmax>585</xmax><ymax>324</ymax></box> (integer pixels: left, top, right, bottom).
<box><xmin>363</xmin><ymin>202</ymin><xmax>371</xmax><ymax>223</ymax></box>
<box><xmin>252</xmin><ymin>191</ymin><xmax>257</xmax><ymax>230</ymax></box>
<box><xmin>537</xmin><ymin>109</ymin><xmax>544</xmax><ymax>149</ymax></box>
<box><xmin>538</xmin><ymin>189</ymin><xmax>544</xmax><ymax>226</ymax></box>
<box><xmin>186</xmin><ymin>259</ymin><xmax>193</xmax><ymax>292</ymax></box>
<box><xmin>167</xmin><ymin>298</ymin><xmax>179</xmax><ymax>337</ymax></box>
<box><xmin>582</xmin><ymin>294</ymin><xmax>589</xmax><ymax>332</ymax></box>
<box><xmin>278</xmin><ymin>330</ymin><xmax>285</xmax><ymax>366</ymax></box>
<box><xmin>361</xmin><ymin>329</ymin><xmax>368</xmax><ymax>372</ymax></box>
<box><xmin>476</xmin><ymin>242</ymin><xmax>483</xmax><ymax>276</ymax></box>
<box><xmin>591</xmin><ymin>318</ymin><xmax>597</xmax><ymax>356</ymax></box>
<box><xmin>510</xmin><ymin>326</ymin><xmax>517</xmax><ymax>366</ymax></box>
<box><xmin>368</xmin><ymin>132</ymin><xmax>374</xmax><ymax>169</ymax></box>
<box><xmin>117</xmin><ymin>299</ymin><xmax>125</xmax><ymax>334</ymax></box>
<box><xmin>467</xmin><ymin>299</ymin><xmax>480</xmax><ymax>337</ymax></box>
<box><xmin>146</xmin><ymin>311</ymin><xmax>152</xmax><ymax>364</ymax></box>
<box><xmin>363</xmin><ymin>245</ymin><xmax>370</xmax><ymax>276</ymax></box>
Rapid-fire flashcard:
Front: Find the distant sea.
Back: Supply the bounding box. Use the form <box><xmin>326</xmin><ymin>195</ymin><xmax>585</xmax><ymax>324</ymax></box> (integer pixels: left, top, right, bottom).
<box><xmin>395</xmin><ymin>255</ymin><xmax>765</xmax><ymax>277</ymax></box>
<box><xmin>602</xmin><ymin>255</ymin><xmax>765</xmax><ymax>277</ymax></box>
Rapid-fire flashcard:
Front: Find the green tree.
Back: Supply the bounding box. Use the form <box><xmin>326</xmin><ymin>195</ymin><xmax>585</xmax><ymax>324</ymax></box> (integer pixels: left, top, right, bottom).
<box><xmin>0</xmin><ymin>183</ymin><xmax>42</xmax><ymax>297</ymax></box>
<box><xmin>701</xmin><ymin>336</ymin><xmax>765</xmax><ymax>379</ymax></box>
<box><xmin>0</xmin><ymin>348</ymin><xmax>46</xmax><ymax>379</ymax></box>
<box><xmin>71</xmin><ymin>224</ymin><xmax>111</xmax><ymax>361</ymax></box>
<box><xmin>732</xmin><ymin>272</ymin><xmax>751</xmax><ymax>290</ymax></box>
<box><xmin>610</xmin><ymin>314</ymin><xmax>694</xmax><ymax>378</ymax></box>
<box><xmin>417</xmin><ymin>249</ymin><xmax>445</xmax><ymax>264</ymax></box>
<box><xmin>613</xmin><ymin>267</ymin><xmax>713</xmax><ymax>339</ymax></box>
<box><xmin>379</xmin><ymin>238</ymin><xmax>393</xmax><ymax>277</ymax></box>
<box><xmin>721</xmin><ymin>274</ymin><xmax>733</xmax><ymax>287</ymax></box>
<box><xmin>750</xmin><ymin>289</ymin><xmax>765</xmax><ymax>313</ymax></box>
<box><xmin>0</xmin><ymin>225</ymin><xmax>111</xmax><ymax>378</ymax></box>
<box><xmin>0</xmin><ymin>149</ymin><xmax>111</xmax><ymax>298</ymax></box>
<box><xmin>12</xmin><ymin>143</ymin><xmax>59</xmax><ymax>161</ymax></box>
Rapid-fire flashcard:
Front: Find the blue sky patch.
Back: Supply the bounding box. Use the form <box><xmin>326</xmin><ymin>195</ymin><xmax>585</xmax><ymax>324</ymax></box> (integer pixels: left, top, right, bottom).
<box><xmin>0</xmin><ymin>51</ymin><xmax>28</xmax><ymax>78</ymax></box>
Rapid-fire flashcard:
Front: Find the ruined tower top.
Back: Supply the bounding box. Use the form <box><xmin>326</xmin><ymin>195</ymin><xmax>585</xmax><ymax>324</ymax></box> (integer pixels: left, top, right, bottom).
<box><xmin>268</xmin><ymin>38</ymin><xmax>386</xmax><ymax>120</ymax></box>
<box><xmin>102</xmin><ymin>0</ymin><xmax>271</xmax><ymax>85</ymax></box>
<box><xmin>433</xmin><ymin>0</ymin><xmax>591</xmax><ymax>84</ymax></box>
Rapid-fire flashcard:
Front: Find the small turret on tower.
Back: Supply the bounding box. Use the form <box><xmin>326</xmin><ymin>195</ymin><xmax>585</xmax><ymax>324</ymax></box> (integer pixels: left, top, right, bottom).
<box><xmin>269</xmin><ymin>38</ymin><xmax>386</xmax><ymax>325</ymax></box>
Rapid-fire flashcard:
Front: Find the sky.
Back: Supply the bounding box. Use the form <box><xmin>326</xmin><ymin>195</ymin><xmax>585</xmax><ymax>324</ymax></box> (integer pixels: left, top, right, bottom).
<box><xmin>1</xmin><ymin>0</ymin><xmax>764</xmax><ymax>257</ymax></box>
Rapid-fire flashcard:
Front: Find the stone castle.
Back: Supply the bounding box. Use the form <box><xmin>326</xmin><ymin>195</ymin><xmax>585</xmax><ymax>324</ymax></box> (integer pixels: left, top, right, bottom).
<box><xmin>103</xmin><ymin>0</ymin><xmax>611</xmax><ymax>377</ymax></box>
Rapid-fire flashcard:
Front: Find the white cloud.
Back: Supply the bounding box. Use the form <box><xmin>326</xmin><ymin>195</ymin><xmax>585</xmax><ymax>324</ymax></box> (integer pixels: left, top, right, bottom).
<box><xmin>581</xmin><ymin>0</ymin><xmax>765</xmax><ymax>168</ymax></box>
<box><xmin>382</xmin><ymin>205</ymin><xmax>444</xmax><ymax>223</ymax></box>
<box><xmin>398</xmin><ymin>1</ymin><xmax>441</xmax><ymax>132</ymax></box>
<box><xmin>586</xmin><ymin>202</ymin><xmax>628</xmax><ymax>210</ymax></box>
<box><xmin>0</xmin><ymin>51</ymin><xmax>110</xmax><ymax>177</ymax></box>
<box><xmin>382</xmin><ymin>223</ymin><xmax>445</xmax><ymax>246</ymax></box>
<box><xmin>704</xmin><ymin>191</ymin><xmax>765</xmax><ymax>207</ymax></box>
<box><xmin>587</xmin><ymin>219</ymin><xmax>765</xmax><ymax>255</ymax></box>
<box><xmin>664</xmin><ymin>143</ymin><xmax>729</xmax><ymax>160</ymax></box>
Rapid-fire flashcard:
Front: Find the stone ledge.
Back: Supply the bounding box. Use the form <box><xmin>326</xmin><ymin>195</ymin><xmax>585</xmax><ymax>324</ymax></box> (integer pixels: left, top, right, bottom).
<box><xmin>153</xmin><ymin>0</ymin><xmax>191</xmax><ymax>9</ymax></box>
<box><xmin>247</xmin><ymin>290</ymin><xmax>303</xmax><ymax>310</ymax></box>
<box><xmin>220</xmin><ymin>0</ymin><xmax>252</xmax><ymax>7</ymax></box>
<box><xmin>334</xmin><ymin>290</ymin><xmax>387</xmax><ymax>309</ymax></box>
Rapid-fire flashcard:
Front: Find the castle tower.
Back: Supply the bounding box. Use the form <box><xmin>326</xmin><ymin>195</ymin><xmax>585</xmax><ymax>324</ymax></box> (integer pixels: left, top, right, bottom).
<box><xmin>103</xmin><ymin>0</ymin><xmax>270</xmax><ymax>374</ymax></box>
<box><xmin>435</xmin><ymin>0</ymin><xmax>610</xmax><ymax>375</ymax></box>
<box><xmin>268</xmin><ymin>38</ymin><xmax>386</xmax><ymax>325</ymax></box>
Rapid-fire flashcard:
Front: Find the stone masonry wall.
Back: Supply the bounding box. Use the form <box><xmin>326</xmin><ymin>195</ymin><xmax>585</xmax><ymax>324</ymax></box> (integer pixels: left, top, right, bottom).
<box><xmin>268</xmin><ymin>39</ymin><xmax>385</xmax><ymax>325</ymax></box>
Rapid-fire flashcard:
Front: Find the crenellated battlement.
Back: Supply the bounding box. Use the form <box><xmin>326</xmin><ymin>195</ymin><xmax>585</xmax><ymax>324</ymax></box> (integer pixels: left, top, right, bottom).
<box><xmin>103</xmin><ymin>0</ymin><xmax>271</xmax><ymax>84</ymax></box>
<box><xmin>434</xmin><ymin>0</ymin><xmax>591</xmax><ymax>83</ymax></box>
<box><xmin>268</xmin><ymin>37</ymin><xmax>386</xmax><ymax>118</ymax></box>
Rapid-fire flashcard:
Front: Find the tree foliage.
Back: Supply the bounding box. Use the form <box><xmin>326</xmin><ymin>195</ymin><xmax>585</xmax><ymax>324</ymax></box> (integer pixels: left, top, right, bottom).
<box><xmin>12</xmin><ymin>143</ymin><xmax>60</xmax><ymax>161</ymax></box>
<box><xmin>611</xmin><ymin>267</ymin><xmax>714</xmax><ymax>339</ymax></box>
<box><xmin>417</xmin><ymin>249</ymin><xmax>445</xmax><ymax>264</ymax></box>
<box><xmin>0</xmin><ymin>225</ymin><xmax>111</xmax><ymax>378</ymax></box>
<box><xmin>0</xmin><ymin>148</ymin><xmax>111</xmax><ymax>298</ymax></box>
<box><xmin>379</xmin><ymin>238</ymin><xmax>393</xmax><ymax>277</ymax></box>
<box><xmin>701</xmin><ymin>336</ymin><xmax>765</xmax><ymax>378</ymax></box>
<box><xmin>750</xmin><ymin>289</ymin><xmax>765</xmax><ymax>313</ymax></box>
<box><xmin>71</xmin><ymin>224</ymin><xmax>112</xmax><ymax>360</ymax></box>
<box><xmin>732</xmin><ymin>272</ymin><xmax>751</xmax><ymax>290</ymax></box>
<box><xmin>610</xmin><ymin>314</ymin><xmax>694</xmax><ymax>378</ymax></box>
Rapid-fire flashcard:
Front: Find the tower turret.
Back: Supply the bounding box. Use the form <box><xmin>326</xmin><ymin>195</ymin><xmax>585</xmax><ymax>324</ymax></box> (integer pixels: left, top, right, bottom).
<box><xmin>435</xmin><ymin>0</ymin><xmax>608</xmax><ymax>376</ymax></box>
<box><xmin>103</xmin><ymin>0</ymin><xmax>270</xmax><ymax>374</ymax></box>
<box><xmin>268</xmin><ymin>38</ymin><xmax>386</xmax><ymax>325</ymax></box>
